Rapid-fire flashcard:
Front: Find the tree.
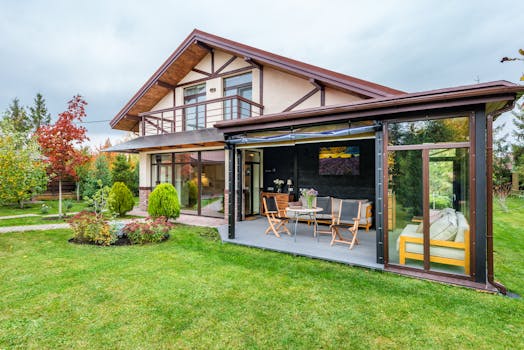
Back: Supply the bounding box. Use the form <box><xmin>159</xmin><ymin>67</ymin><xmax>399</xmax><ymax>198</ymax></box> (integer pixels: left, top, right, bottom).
<box><xmin>493</xmin><ymin>123</ymin><xmax>512</xmax><ymax>187</ymax></box>
<box><xmin>0</xmin><ymin>134</ymin><xmax>48</xmax><ymax>208</ymax></box>
<box><xmin>82</xmin><ymin>154</ymin><xmax>112</xmax><ymax>199</ymax></box>
<box><xmin>1</xmin><ymin>98</ymin><xmax>30</xmax><ymax>134</ymax></box>
<box><xmin>37</xmin><ymin>95</ymin><xmax>89</xmax><ymax>217</ymax></box>
<box><xmin>111</xmin><ymin>154</ymin><xmax>134</xmax><ymax>189</ymax></box>
<box><xmin>29</xmin><ymin>93</ymin><xmax>51</xmax><ymax>132</ymax></box>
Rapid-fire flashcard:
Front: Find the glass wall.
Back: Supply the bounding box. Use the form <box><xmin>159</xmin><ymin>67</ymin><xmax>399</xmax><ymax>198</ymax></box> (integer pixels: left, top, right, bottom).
<box><xmin>151</xmin><ymin>150</ymin><xmax>225</xmax><ymax>218</ymax></box>
<box><xmin>200</xmin><ymin>151</ymin><xmax>225</xmax><ymax>218</ymax></box>
<box><xmin>386</xmin><ymin>115</ymin><xmax>471</xmax><ymax>276</ymax></box>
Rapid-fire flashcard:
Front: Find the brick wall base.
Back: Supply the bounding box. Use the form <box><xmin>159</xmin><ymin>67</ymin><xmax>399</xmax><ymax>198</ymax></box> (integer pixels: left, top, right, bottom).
<box><xmin>139</xmin><ymin>187</ymin><xmax>152</xmax><ymax>211</ymax></box>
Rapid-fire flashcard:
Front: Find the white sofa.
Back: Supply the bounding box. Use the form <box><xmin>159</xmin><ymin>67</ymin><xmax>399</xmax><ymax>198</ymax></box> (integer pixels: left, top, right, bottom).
<box><xmin>397</xmin><ymin>208</ymin><xmax>470</xmax><ymax>274</ymax></box>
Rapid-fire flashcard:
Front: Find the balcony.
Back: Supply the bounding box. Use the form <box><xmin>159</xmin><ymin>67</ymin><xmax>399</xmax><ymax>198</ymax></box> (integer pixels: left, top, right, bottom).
<box><xmin>138</xmin><ymin>95</ymin><xmax>263</xmax><ymax>136</ymax></box>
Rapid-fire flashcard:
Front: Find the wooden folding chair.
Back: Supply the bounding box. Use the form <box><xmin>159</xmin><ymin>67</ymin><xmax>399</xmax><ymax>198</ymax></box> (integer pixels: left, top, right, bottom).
<box><xmin>331</xmin><ymin>200</ymin><xmax>362</xmax><ymax>249</ymax></box>
<box><xmin>262</xmin><ymin>196</ymin><xmax>291</xmax><ymax>237</ymax></box>
<box><xmin>314</xmin><ymin>196</ymin><xmax>334</xmax><ymax>237</ymax></box>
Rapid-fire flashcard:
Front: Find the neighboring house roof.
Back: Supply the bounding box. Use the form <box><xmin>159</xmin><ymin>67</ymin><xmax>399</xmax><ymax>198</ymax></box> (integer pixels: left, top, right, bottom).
<box><xmin>215</xmin><ymin>80</ymin><xmax>524</xmax><ymax>134</ymax></box>
<box><xmin>110</xmin><ymin>29</ymin><xmax>404</xmax><ymax>131</ymax></box>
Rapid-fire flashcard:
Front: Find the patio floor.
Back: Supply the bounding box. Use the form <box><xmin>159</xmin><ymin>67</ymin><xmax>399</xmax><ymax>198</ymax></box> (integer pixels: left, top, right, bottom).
<box><xmin>218</xmin><ymin>217</ymin><xmax>383</xmax><ymax>270</ymax></box>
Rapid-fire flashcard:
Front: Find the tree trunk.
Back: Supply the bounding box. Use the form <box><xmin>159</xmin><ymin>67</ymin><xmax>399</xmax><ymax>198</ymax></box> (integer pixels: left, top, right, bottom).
<box><xmin>59</xmin><ymin>179</ymin><xmax>63</xmax><ymax>218</ymax></box>
<box><xmin>76</xmin><ymin>182</ymin><xmax>80</xmax><ymax>201</ymax></box>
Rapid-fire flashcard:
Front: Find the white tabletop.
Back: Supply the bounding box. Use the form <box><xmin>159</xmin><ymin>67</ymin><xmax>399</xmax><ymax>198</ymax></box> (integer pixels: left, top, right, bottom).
<box><xmin>286</xmin><ymin>207</ymin><xmax>323</xmax><ymax>214</ymax></box>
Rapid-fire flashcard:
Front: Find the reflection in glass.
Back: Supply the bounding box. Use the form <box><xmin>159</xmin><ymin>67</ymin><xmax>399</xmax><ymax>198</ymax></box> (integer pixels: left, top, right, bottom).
<box><xmin>184</xmin><ymin>84</ymin><xmax>206</xmax><ymax>130</ymax></box>
<box><xmin>200</xmin><ymin>151</ymin><xmax>225</xmax><ymax>218</ymax></box>
<box><xmin>388</xmin><ymin>117</ymin><xmax>469</xmax><ymax>146</ymax></box>
<box><xmin>428</xmin><ymin>148</ymin><xmax>470</xmax><ymax>275</ymax></box>
<box><xmin>224</xmin><ymin>73</ymin><xmax>252</xmax><ymax>119</ymax></box>
<box><xmin>387</xmin><ymin>150</ymin><xmax>423</xmax><ymax>267</ymax></box>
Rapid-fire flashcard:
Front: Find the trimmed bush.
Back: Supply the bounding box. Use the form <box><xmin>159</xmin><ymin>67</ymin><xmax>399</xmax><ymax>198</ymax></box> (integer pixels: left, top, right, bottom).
<box><xmin>148</xmin><ymin>183</ymin><xmax>180</xmax><ymax>220</ymax></box>
<box><xmin>108</xmin><ymin>182</ymin><xmax>135</xmax><ymax>217</ymax></box>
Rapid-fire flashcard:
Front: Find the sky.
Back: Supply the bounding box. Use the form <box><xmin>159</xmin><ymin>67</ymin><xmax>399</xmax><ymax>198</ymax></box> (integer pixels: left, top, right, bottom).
<box><xmin>1</xmin><ymin>0</ymin><xmax>523</xmax><ymax>148</ymax></box>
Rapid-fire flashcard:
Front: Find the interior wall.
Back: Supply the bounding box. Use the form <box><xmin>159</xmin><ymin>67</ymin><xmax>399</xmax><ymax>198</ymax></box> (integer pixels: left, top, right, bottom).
<box><xmin>263</xmin><ymin>139</ymin><xmax>375</xmax><ymax>202</ymax></box>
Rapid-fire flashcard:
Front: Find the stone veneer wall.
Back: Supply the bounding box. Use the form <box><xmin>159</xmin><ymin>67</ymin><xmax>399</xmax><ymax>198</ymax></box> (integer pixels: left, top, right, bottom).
<box><xmin>138</xmin><ymin>187</ymin><xmax>152</xmax><ymax>211</ymax></box>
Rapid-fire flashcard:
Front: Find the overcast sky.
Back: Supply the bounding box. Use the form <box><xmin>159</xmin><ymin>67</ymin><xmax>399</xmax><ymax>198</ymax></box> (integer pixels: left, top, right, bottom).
<box><xmin>1</xmin><ymin>0</ymin><xmax>523</xmax><ymax>148</ymax></box>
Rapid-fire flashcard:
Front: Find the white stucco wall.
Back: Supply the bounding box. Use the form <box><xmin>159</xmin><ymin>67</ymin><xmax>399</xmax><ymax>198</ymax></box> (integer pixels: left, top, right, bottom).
<box><xmin>142</xmin><ymin>48</ymin><xmax>365</xmax><ymax>136</ymax></box>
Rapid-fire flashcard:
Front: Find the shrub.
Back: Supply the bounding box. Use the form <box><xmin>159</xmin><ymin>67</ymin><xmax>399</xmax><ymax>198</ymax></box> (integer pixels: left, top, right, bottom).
<box><xmin>108</xmin><ymin>182</ymin><xmax>134</xmax><ymax>217</ymax></box>
<box><xmin>68</xmin><ymin>211</ymin><xmax>114</xmax><ymax>246</ymax></box>
<box><xmin>40</xmin><ymin>203</ymin><xmax>50</xmax><ymax>214</ymax></box>
<box><xmin>148</xmin><ymin>183</ymin><xmax>180</xmax><ymax>220</ymax></box>
<box><xmin>63</xmin><ymin>200</ymin><xmax>74</xmax><ymax>216</ymax></box>
<box><xmin>122</xmin><ymin>217</ymin><xmax>173</xmax><ymax>244</ymax></box>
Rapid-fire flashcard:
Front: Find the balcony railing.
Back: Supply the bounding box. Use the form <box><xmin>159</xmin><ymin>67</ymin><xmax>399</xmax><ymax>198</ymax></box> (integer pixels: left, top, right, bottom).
<box><xmin>138</xmin><ymin>95</ymin><xmax>264</xmax><ymax>136</ymax></box>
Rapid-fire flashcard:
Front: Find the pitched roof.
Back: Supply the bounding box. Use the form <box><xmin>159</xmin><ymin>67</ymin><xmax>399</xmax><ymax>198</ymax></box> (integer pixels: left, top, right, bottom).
<box><xmin>110</xmin><ymin>29</ymin><xmax>403</xmax><ymax>131</ymax></box>
<box><xmin>214</xmin><ymin>80</ymin><xmax>524</xmax><ymax>134</ymax></box>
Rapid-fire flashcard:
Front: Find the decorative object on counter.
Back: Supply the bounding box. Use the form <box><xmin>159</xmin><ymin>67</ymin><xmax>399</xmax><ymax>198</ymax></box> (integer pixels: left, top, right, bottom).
<box><xmin>286</xmin><ymin>178</ymin><xmax>293</xmax><ymax>193</ymax></box>
<box><xmin>273</xmin><ymin>178</ymin><xmax>284</xmax><ymax>193</ymax></box>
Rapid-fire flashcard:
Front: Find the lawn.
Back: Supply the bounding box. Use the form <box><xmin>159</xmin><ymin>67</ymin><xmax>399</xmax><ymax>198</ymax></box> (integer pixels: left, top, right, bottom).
<box><xmin>0</xmin><ymin>200</ymin><xmax>89</xmax><ymax>217</ymax></box>
<box><xmin>1</xmin><ymin>209</ymin><xmax>523</xmax><ymax>349</ymax></box>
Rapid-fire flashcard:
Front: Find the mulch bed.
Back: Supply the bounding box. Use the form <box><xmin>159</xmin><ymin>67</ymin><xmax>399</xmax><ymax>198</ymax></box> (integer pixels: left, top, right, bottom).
<box><xmin>68</xmin><ymin>234</ymin><xmax>170</xmax><ymax>246</ymax></box>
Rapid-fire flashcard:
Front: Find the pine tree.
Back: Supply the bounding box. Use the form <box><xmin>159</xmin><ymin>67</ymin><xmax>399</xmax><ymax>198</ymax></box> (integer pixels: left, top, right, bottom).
<box><xmin>1</xmin><ymin>98</ymin><xmax>31</xmax><ymax>134</ymax></box>
<box><xmin>29</xmin><ymin>93</ymin><xmax>51</xmax><ymax>131</ymax></box>
<box><xmin>111</xmin><ymin>154</ymin><xmax>133</xmax><ymax>188</ymax></box>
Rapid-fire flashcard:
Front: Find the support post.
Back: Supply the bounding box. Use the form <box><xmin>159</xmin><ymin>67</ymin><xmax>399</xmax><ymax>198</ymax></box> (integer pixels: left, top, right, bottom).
<box><xmin>375</xmin><ymin>125</ymin><xmax>384</xmax><ymax>264</ymax></box>
<box><xmin>227</xmin><ymin>143</ymin><xmax>236</xmax><ymax>239</ymax></box>
<box><xmin>474</xmin><ymin>109</ymin><xmax>487</xmax><ymax>284</ymax></box>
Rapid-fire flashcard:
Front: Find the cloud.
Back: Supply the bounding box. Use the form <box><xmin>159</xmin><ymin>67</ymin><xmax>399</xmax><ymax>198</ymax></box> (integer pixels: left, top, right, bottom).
<box><xmin>1</xmin><ymin>0</ymin><xmax>523</xmax><ymax>145</ymax></box>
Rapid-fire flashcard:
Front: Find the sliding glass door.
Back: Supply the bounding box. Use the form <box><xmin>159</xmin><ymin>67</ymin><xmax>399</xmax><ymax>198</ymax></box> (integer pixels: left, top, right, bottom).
<box><xmin>386</xmin><ymin>116</ymin><xmax>472</xmax><ymax>277</ymax></box>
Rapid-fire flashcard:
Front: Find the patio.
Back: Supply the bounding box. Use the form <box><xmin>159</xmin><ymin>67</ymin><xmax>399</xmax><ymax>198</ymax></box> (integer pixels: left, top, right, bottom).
<box><xmin>218</xmin><ymin>217</ymin><xmax>382</xmax><ymax>270</ymax></box>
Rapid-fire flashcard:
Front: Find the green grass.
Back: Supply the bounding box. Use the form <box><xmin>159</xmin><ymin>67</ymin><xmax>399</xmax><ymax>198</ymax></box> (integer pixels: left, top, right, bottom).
<box><xmin>0</xmin><ymin>220</ymin><xmax>523</xmax><ymax>349</ymax></box>
<box><xmin>493</xmin><ymin>196</ymin><xmax>524</xmax><ymax>296</ymax></box>
<box><xmin>0</xmin><ymin>200</ymin><xmax>89</xmax><ymax>217</ymax></box>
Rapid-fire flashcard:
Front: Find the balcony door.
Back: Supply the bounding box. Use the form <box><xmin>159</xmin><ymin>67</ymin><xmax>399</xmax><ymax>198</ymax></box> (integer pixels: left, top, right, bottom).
<box><xmin>224</xmin><ymin>72</ymin><xmax>252</xmax><ymax>119</ymax></box>
<box><xmin>184</xmin><ymin>83</ymin><xmax>206</xmax><ymax>130</ymax></box>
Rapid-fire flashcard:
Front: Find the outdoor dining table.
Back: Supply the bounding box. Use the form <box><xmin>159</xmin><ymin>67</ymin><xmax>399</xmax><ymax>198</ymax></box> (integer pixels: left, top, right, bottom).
<box><xmin>286</xmin><ymin>207</ymin><xmax>323</xmax><ymax>242</ymax></box>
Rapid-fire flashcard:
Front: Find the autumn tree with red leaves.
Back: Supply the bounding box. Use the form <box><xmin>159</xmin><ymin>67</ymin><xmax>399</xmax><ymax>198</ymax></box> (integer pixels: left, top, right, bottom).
<box><xmin>37</xmin><ymin>95</ymin><xmax>89</xmax><ymax>217</ymax></box>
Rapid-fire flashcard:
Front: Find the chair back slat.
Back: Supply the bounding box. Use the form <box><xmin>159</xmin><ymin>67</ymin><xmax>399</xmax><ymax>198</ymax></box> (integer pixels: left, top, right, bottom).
<box><xmin>337</xmin><ymin>200</ymin><xmax>361</xmax><ymax>223</ymax></box>
<box><xmin>265</xmin><ymin>196</ymin><xmax>279</xmax><ymax>213</ymax></box>
<box><xmin>316</xmin><ymin>196</ymin><xmax>331</xmax><ymax>213</ymax></box>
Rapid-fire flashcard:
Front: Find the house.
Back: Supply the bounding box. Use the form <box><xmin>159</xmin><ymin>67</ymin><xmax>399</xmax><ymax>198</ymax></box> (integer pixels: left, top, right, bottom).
<box><xmin>107</xmin><ymin>29</ymin><xmax>524</xmax><ymax>292</ymax></box>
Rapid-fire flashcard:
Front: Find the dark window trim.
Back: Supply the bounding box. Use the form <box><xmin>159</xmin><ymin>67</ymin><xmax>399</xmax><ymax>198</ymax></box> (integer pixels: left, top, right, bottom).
<box><xmin>383</xmin><ymin>112</ymin><xmax>476</xmax><ymax>280</ymax></box>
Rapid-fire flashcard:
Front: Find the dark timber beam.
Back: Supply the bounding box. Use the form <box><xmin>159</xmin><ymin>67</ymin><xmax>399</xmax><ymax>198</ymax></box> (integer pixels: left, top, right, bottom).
<box><xmin>125</xmin><ymin>115</ymin><xmax>141</xmax><ymax>121</ymax></box>
<box><xmin>244</xmin><ymin>57</ymin><xmax>262</xmax><ymax>70</ymax></box>
<box><xmin>215</xmin><ymin>56</ymin><xmax>237</xmax><ymax>75</ymax></box>
<box><xmin>195</xmin><ymin>40</ymin><xmax>214</xmax><ymax>53</ymax></box>
<box><xmin>191</xmin><ymin>68</ymin><xmax>212</xmax><ymax>77</ymax></box>
<box><xmin>157</xmin><ymin>80</ymin><xmax>177</xmax><ymax>90</ymax></box>
<box><xmin>283</xmin><ymin>87</ymin><xmax>319</xmax><ymax>112</ymax></box>
<box><xmin>309</xmin><ymin>78</ymin><xmax>325</xmax><ymax>106</ymax></box>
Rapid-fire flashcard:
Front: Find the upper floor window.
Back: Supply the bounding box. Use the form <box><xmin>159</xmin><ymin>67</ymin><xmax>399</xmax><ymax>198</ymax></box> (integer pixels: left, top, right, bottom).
<box><xmin>184</xmin><ymin>83</ymin><xmax>206</xmax><ymax>131</ymax></box>
<box><xmin>224</xmin><ymin>72</ymin><xmax>252</xmax><ymax>120</ymax></box>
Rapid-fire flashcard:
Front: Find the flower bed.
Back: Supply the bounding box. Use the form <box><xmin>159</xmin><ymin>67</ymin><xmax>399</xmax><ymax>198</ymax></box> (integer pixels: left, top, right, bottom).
<box><xmin>68</xmin><ymin>212</ymin><xmax>173</xmax><ymax>246</ymax></box>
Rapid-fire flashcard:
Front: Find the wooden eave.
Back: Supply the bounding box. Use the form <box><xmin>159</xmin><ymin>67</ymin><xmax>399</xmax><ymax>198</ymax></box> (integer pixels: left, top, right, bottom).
<box><xmin>111</xmin><ymin>29</ymin><xmax>404</xmax><ymax>132</ymax></box>
<box><xmin>215</xmin><ymin>81</ymin><xmax>524</xmax><ymax>134</ymax></box>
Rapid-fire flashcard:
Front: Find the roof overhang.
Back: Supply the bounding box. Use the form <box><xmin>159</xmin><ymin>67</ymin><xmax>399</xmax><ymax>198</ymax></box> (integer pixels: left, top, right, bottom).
<box><xmin>104</xmin><ymin>128</ymin><xmax>224</xmax><ymax>153</ymax></box>
<box><xmin>215</xmin><ymin>81</ymin><xmax>524</xmax><ymax>134</ymax></box>
<box><xmin>110</xmin><ymin>29</ymin><xmax>404</xmax><ymax>132</ymax></box>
